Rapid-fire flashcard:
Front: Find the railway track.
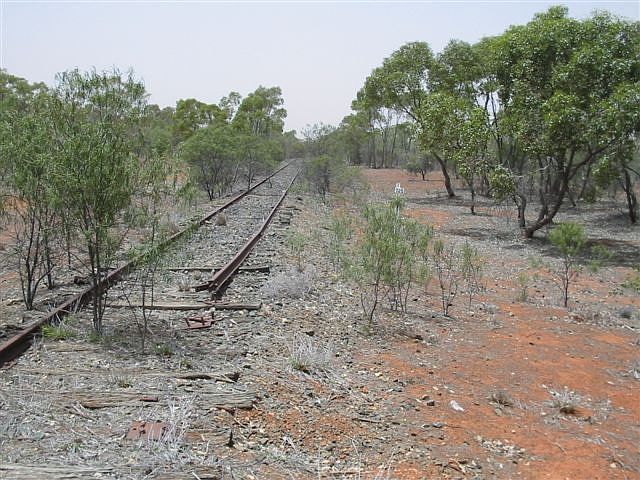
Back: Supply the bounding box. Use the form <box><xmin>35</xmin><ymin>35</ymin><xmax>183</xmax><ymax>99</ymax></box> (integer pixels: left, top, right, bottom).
<box><xmin>0</xmin><ymin>161</ymin><xmax>300</xmax><ymax>368</ymax></box>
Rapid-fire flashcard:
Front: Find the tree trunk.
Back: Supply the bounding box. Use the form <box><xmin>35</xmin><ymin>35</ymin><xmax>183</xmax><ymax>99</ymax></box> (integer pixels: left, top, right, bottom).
<box><xmin>43</xmin><ymin>226</ymin><xmax>55</xmax><ymax>290</ymax></box>
<box><xmin>433</xmin><ymin>153</ymin><xmax>455</xmax><ymax>197</ymax></box>
<box><xmin>623</xmin><ymin>169</ymin><xmax>638</xmax><ymax>224</ymax></box>
<box><xmin>577</xmin><ymin>162</ymin><xmax>594</xmax><ymax>200</ymax></box>
<box><xmin>470</xmin><ymin>187</ymin><xmax>476</xmax><ymax>215</ymax></box>
<box><xmin>514</xmin><ymin>193</ymin><xmax>527</xmax><ymax>229</ymax></box>
<box><xmin>524</xmin><ymin>174</ymin><xmax>568</xmax><ymax>238</ymax></box>
<box><xmin>390</xmin><ymin>118</ymin><xmax>398</xmax><ymax>167</ymax></box>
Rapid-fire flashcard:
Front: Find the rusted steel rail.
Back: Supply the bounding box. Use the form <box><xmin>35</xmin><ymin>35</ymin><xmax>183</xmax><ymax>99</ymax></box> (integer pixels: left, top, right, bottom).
<box><xmin>0</xmin><ymin>162</ymin><xmax>293</xmax><ymax>368</ymax></box>
<box><xmin>195</xmin><ymin>170</ymin><xmax>299</xmax><ymax>295</ymax></box>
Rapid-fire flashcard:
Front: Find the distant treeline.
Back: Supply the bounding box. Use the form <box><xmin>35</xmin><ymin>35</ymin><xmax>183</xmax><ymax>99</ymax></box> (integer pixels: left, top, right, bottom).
<box><xmin>0</xmin><ymin>67</ymin><xmax>302</xmax><ymax>329</ymax></box>
<box><xmin>304</xmin><ymin>6</ymin><xmax>639</xmax><ymax>237</ymax></box>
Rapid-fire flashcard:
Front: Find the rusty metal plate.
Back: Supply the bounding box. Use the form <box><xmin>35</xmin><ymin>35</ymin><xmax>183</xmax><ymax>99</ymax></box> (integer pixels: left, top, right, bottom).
<box><xmin>184</xmin><ymin>315</ymin><xmax>213</xmax><ymax>329</ymax></box>
<box><xmin>126</xmin><ymin>420</ymin><xmax>169</xmax><ymax>441</ymax></box>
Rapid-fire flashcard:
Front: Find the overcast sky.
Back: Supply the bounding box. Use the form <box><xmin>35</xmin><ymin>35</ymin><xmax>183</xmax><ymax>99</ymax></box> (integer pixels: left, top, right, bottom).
<box><xmin>2</xmin><ymin>1</ymin><xmax>638</xmax><ymax>132</ymax></box>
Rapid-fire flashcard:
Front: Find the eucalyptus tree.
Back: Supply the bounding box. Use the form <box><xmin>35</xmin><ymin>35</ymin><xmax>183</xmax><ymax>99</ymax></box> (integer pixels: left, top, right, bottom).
<box><xmin>180</xmin><ymin>124</ymin><xmax>238</xmax><ymax>200</ymax></box>
<box><xmin>592</xmin><ymin>85</ymin><xmax>640</xmax><ymax>223</ymax></box>
<box><xmin>241</xmin><ymin>134</ymin><xmax>284</xmax><ymax>189</ymax></box>
<box><xmin>49</xmin><ymin>68</ymin><xmax>147</xmax><ymax>334</ymax></box>
<box><xmin>233</xmin><ymin>86</ymin><xmax>286</xmax><ymax>137</ymax></box>
<box><xmin>348</xmin><ymin>99</ymin><xmax>379</xmax><ymax>168</ymax></box>
<box><xmin>0</xmin><ymin>69</ymin><xmax>47</xmax><ymax>114</ymax></box>
<box><xmin>352</xmin><ymin>87</ymin><xmax>401</xmax><ymax>168</ymax></box>
<box><xmin>338</xmin><ymin>112</ymin><xmax>375</xmax><ymax>166</ymax></box>
<box><xmin>490</xmin><ymin>7</ymin><xmax>640</xmax><ymax>237</ymax></box>
<box><xmin>281</xmin><ymin>130</ymin><xmax>305</xmax><ymax>159</ymax></box>
<box><xmin>232</xmin><ymin>86</ymin><xmax>287</xmax><ymax>188</ymax></box>
<box><xmin>137</xmin><ymin>104</ymin><xmax>175</xmax><ymax>155</ymax></box>
<box><xmin>219</xmin><ymin>91</ymin><xmax>242</xmax><ymax>122</ymax></box>
<box><xmin>302</xmin><ymin>123</ymin><xmax>338</xmax><ymax>158</ymax></box>
<box><xmin>357</xmin><ymin>42</ymin><xmax>457</xmax><ymax>195</ymax></box>
<box><xmin>419</xmin><ymin>93</ymin><xmax>488</xmax><ymax>213</ymax></box>
<box><xmin>173</xmin><ymin>98</ymin><xmax>226</xmax><ymax>143</ymax></box>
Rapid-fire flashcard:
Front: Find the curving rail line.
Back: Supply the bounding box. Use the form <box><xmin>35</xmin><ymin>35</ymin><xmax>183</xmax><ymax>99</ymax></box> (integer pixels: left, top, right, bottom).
<box><xmin>0</xmin><ymin>162</ymin><xmax>297</xmax><ymax>368</ymax></box>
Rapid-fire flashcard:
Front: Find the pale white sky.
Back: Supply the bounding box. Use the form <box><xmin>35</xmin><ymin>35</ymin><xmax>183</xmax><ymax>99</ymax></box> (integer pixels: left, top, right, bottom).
<box><xmin>1</xmin><ymin>1</ymin><xmax>638</xmax><ymax>133</ymax></box>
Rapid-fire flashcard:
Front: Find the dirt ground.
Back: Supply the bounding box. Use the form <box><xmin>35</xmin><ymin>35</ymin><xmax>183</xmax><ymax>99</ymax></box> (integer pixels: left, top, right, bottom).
<box><xmin>0</xmin><ymin>168</ymin><xmax>638</xmax><ymax>479</ymax></box>
<box><xmin>238</xmin><ymin>169</ymin><xmax>639</xmax><ymax>479</ymax></box>
<box><xmin>341</xmin><ymin>169</ymin><xmax>640</xmax><ymax>479</ymax></box>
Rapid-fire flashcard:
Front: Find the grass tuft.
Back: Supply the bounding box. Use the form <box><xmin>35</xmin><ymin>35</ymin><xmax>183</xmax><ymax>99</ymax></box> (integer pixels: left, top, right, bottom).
<box><xmin>155</xmin><ymin>343</ymin><xmax>174</xmax><ymax>357</ymax></box>
<box><xmin>490</xmin><ymin>390</ymin><xmax>515</xmax><ymax>407</ymax></box>
<box><xmin>263</xmin><ymin>265</ymin><xmax>316</xmax><ymax>299</ymax></box>
<box><xmin>287</xmin><ymin>334</ymin><xmax>333</xmax><ymax>375</ymax></box>
<box><xmin>215</xmin><ymin>213</ymin><xmax>227</xmax><ymax>226</ymax></box>
<box><xmin>549</xmin><ymin>387</ymin><xmax>581</xmax><ymax>414</ymax></box>
<box><xmin>41</xmin><ymin>323</ymin><xmax>76</xmax><ymax>341</ymax></box>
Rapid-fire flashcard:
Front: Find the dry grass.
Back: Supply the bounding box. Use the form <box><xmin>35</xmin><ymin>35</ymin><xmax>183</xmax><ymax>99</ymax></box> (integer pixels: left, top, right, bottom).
<box><xmin>286</xmin><ymin>334</ymin><xmax>334</xmax><ymax>375</ymax></box>
<box><xmin>215</xmin><ymin>213</ymin><xmax>227</xmax><ymax>226</ymax></box>
<box><xmin>262</xmin><ymin>265</ymin><xmax>316</xmax><ymax>299</ymax></box>
<box><xmin>490</xmin><ymin>389</ymin><xmax>515</xmax><ymax>407</ymax></box>
<box><xmin>549</xmin><ymin>387</ymin><xmax>581</xmax><ymax>414</ymax></box>
<box><xmin>176</xmin><ymin>274</ymin><xmax>191</xmax><ymax>292</ymax></box>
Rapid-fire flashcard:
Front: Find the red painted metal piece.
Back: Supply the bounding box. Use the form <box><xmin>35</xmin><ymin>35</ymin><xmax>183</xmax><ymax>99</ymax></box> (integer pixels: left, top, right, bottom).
<box><xmin>126</xmin><ymin>420</ymin><xmax>169</xmax><ymax>441</ymax></box>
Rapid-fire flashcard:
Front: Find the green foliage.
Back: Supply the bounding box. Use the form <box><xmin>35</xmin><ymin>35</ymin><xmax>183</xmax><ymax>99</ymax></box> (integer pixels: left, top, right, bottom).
<box><xmin>588</xmin><ymin>244</ymin><xmax>612</xmax><ymax>273</ymax></box>
<box><xmin>345</xmin><ymin>6</ymin><xmax>639</xmax><ymax>231</ymax></box>
<box><xmin>233</xmin><ymin>86</ymin><xmax>286</xmax><ymax>137</ymax></box>
<box><xmin>49</xmin><ymin>68</ymin><xmax>148</xmax><ymax>334</ymax></box>
<box><xmin>0</xmin><ymin>69</ymin><xmax>48</xmax><ymax>115</ymax></box>
<box><xmin>302</xmin><ymin>123</ymin><xmax>338</xmax><ymax>158</ymax></box>
<box><xmin>232</xmin><ymin>86</ymin><xmax>287</xmax><ymax>188</ymax></box>
<box><xmin>490</xmin><ymin>7</ymin><xmax>640</xmax><ymax>235</ymax></box>
<box><xmin>419</xmin><ymin>92</ymin><xmax>488</xmax><ymax>212</ymax></box>
<box><xmin>434</xmin><ymin>40</ymin><xmax>482</xmax><ymax>100</ymax></box>
<box><xmin>346</xmin><ymin>200</ymin><xmax>432</xmax><ymax>323</ymax></box>
<box><xmin>155</xmin><ymin>343</ymin><xmax>174</xmax><ymax>357</ymax></box>
<box><xmin>516</xmin><ymin>271</ymin><xmax>529</xmax><ymax>302</ymax></box>
<box><xmin>487</xmin><ymin>165</ymin><xmax>516</xmax><ymax>202</ymax></box>
<box><xmin>549</xmin><ymin>222</ymin><xmax>586</xmax><ymax>259</ymax></box>
<box><xmin>304</xmin><ymin>155</ymin><xmax>346</xmax><ymax>200</ymax></box>
<box><xmin>328</xmin><ymin>212</ymin><xmax>353</xmax><ymax>272</ymax></box>
<box><xmin>360</xmin><ymin>42</ymin><xmax>435</xmax><ymax>119</ymax></box>
<box><xmin>303</xmin><ymin>155</ymin><xmax>366</xmax><ymax>201</ymax></box>
<box><xmin>41</xmin><ymin>323</ymin><xmax>76</xmax><ymax>341</ymax></box>
<box><xmin>173</xmin><ymin>98</ymin><xmax>225</xmax><ymax>143</ymax></box>
<box><xmin>405</xmin><ymin>156</ymin><xmax>432</xmax><ymax>180</ymax></box>
<box><xmin>281</xmin><ymin>130</ymin><xmax>305</xmax><ymax>159</ymax></box>
<box><xmin>128</xmin><ymin>148</ymin><xmax>178</xmax><ymax>353</ymax></box>
<box><xmin>548</xmin><ymin>222</ymin><xmax>587</xmax><ymax>307</ymax></box>
<box><xmin>180</xmin><ymin>124</ymin><xmax>237</xmax><ymax>200</ymax></box>
<box><xmin>0</xmin><ymin>90</ymin><xmax>59</xmax><ymax>308</ymax></box>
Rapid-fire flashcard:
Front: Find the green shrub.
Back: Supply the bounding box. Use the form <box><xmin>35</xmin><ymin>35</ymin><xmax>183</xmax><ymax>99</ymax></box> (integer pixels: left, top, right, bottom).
<box><xmin>347</xmin><ymin>199</ymin><xmax>432</xmax><ymax>323</ymax></box>
<box><xmin>548</xmin><ymin>222</ymin><xmax>586</xmax><ymax>307</ymax></box>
